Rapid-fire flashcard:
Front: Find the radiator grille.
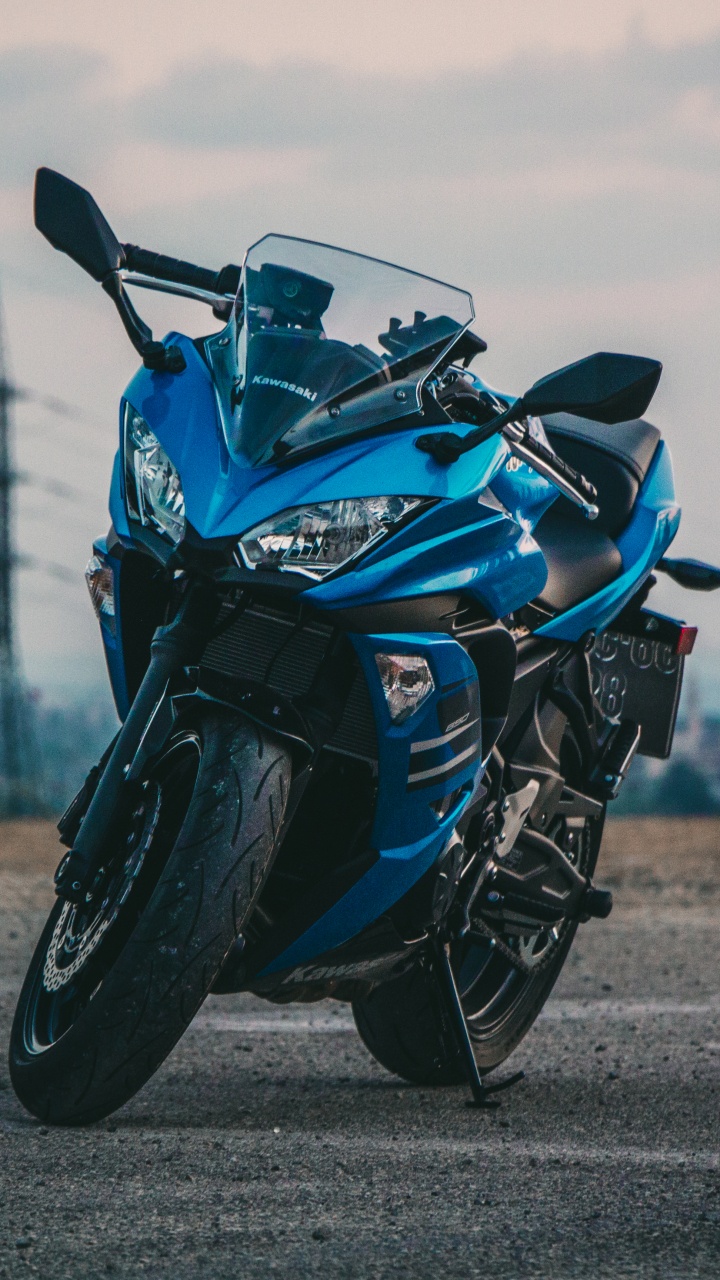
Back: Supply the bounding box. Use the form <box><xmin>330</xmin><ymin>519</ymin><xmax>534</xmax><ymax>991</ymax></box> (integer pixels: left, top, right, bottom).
<box><xmin>201</xmin><ymin>603</ymin><xmax>377</xmax><ymax>761</ymax></box>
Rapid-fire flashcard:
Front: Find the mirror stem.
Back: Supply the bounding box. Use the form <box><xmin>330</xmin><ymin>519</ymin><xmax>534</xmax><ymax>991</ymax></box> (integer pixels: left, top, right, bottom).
<box><xmin>416</xmin><ymin>400</ymin><xmax>521</xmax><ymax>464</ymax></box>
<box><xmin>102</xmin><ymin>271</ymin><xmax>186</xmax><ymax>374</ymax></box>
<box><xmin>102</xmin><ymin>271</ymin><xmax>151</xmax><ymax>350</ymax></box>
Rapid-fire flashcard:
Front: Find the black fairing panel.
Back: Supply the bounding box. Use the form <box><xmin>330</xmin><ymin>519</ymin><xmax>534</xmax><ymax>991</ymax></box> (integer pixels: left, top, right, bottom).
<box><xmin>115</xmin><ymin>548</ymin><xmax>170</xmax><ymax>703</ymax></box>
<box><xmin>466</xmin><ymin>626</ymin><xmax>517</xmax><ymax>752</ymax></box>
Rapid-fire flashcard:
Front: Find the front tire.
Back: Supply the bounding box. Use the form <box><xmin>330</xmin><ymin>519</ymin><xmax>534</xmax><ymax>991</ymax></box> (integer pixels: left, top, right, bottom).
<box><xmin>10</xmin><ymin>708</ymin><xmax>290</xmax><ymax>1125</ymax></box>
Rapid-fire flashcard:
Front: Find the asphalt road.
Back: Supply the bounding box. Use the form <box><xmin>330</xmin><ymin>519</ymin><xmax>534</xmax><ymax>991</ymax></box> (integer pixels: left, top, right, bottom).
<box><xmin>1</xmin><ymin>818</ymin><xmax>719</xmax><ymax>1279</ymax></box>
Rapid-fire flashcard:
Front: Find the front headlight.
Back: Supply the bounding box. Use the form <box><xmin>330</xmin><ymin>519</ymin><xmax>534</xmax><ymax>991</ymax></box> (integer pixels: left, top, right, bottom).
<box><xmin>237</xmin><ymin>496</ymin><xmax>425</xmax><ymax>579</ymax></box>
<box><xmin>124</xmin><ymin>404</ymin><xmax>186</xmax><ymax>545</ymax></box>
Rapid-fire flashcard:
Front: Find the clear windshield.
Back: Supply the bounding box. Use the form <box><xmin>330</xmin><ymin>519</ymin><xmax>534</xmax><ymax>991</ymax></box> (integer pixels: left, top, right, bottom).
<box><xmin>206</xmin><ymin>235</ymin><xmax>474</xmax><ymax>466</ymax></box>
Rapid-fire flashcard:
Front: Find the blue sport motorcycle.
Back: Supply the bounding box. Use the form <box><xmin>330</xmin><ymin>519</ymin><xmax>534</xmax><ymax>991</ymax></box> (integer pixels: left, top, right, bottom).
<box><xmin>11</xmin><ymin>168</ymin><xmax>720</xmax><ymax>1123</ymax></box>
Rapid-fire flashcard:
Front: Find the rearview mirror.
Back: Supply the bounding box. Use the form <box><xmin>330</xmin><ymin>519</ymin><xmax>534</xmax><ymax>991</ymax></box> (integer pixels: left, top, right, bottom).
<box><xmin>34</xmin><ymin>167</ymin><xmax>125</xmax><ymax>281</ymax></box>
<box><xmin>522</xmin><ymin>352</ymin><xmax>662</xmax><ymax>424</ymax></box>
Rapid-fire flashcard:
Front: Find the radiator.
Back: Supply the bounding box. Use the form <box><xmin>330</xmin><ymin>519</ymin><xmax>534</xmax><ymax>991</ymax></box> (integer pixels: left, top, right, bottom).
<box><xmin>200</xmin><ymin>603</ymin><xmax>377</xmax><ymax>762</ymax></box>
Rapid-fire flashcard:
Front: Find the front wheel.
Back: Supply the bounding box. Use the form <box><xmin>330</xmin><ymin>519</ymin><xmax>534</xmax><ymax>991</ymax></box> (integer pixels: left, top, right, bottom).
<box><xmin>10</xmin><ymin>708</ymin><xmax>290</xmax><ymax>1125</ymax></box>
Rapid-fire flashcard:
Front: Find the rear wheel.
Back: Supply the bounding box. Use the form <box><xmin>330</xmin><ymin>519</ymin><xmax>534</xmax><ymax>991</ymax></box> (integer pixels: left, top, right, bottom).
<box><xmin>9</xmin><ymin>708</ymin><xmax>290</xmax><ymax>1125</ymax></box>
<box><xmin>353</xmin><ymin>806</ymin><xmax>604</xmax><ymax>1085</ymax></box>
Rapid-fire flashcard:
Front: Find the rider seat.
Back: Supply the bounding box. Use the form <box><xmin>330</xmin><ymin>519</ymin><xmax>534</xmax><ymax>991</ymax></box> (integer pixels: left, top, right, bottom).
<box><xmin>531</xmin><ymin>414</ymin><xmax>661</xmax><ymax>615</ymax></box>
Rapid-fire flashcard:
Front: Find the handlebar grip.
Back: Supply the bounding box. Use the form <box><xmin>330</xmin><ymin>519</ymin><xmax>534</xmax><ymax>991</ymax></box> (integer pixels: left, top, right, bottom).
<box><xmin>122</xmin><ymin>244</ymin><xmax>240</xmax><ymax>296</ymax></box>
<box><xmin>550</xmin><ymin>453</ymin><xmax>598</xmax><ymax>502</ymax></box>
<box><xmin>531</xmin><ymin>437</ymin><xmax>598</xmax><ymax>502</ymax></box>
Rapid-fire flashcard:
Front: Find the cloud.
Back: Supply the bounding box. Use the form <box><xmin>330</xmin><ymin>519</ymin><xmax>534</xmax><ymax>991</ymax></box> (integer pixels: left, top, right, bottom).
<box><xmin>5</xmin><ymin>34</ymin><xmax>720</xmax><ymax>196</ymax></box>
<box><xmin>24</xmin><ymin>33</ymin><xmax>712</xmax><ymax>292</ymax></box>
<box><xmin>127</xmin><ymin>36</ymin><xmax>720</xmax><ymax>176</ymax></box>
<box><xmin>0</xmin><ymin>45</ymin><xmax>119</xmax><ymax>188</ymax></box>
<box><xmin>2</xmin><ymin>30</ymin><xmax>720</xmax><ymax>679</ymax></box>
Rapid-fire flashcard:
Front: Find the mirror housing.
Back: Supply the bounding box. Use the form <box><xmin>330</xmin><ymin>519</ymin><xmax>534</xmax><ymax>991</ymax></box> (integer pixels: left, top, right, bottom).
<box><xmin>34</xmin><ymin>167</ymin><xmax>125</xmax><ymax>281</ymax></box>
<box><xmin>33</xmin><ymin>167</ymin><xmax>184</xmax><ymax>373</ymax></box>
<box><xmin>522</xmin><ymin>352</ymin><xmax>662</xmax><ymax>424</ymax></box>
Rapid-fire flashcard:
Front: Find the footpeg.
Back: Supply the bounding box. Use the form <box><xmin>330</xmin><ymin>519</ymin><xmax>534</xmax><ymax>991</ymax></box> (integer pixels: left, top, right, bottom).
<box><xmin>579</xmin><ymin>885</ymin><xmax>613</xmax><ymax>920</ymax></box>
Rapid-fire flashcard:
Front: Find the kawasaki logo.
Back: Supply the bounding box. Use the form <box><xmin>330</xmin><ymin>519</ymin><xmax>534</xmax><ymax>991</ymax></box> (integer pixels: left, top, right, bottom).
<box><xmin>252</xmin><ymin>375</ymin><xmax>317</xmax><ymax>402</ymax></box>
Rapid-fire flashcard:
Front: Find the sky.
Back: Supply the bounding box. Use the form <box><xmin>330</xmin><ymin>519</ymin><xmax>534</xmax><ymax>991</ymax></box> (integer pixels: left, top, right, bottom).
<box><xmin>1</xmin><ymin>0</ymin><xmax>720</xmax><ymax>707</ymax></box>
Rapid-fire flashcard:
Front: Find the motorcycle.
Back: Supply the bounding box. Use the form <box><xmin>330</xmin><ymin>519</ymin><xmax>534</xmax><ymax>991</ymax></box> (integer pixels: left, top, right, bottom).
<box><xmin>10</xmin><ymin>167</ymin><xmax>720</xmax><ymax>1124</ymax></box>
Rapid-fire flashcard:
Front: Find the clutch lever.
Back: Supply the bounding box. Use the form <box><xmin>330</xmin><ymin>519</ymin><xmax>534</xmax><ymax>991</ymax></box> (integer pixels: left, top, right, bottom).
<box><xmin>503</xmin><ymin>421</ymin><xmax>599</xmax><ymax>521</ymax></box>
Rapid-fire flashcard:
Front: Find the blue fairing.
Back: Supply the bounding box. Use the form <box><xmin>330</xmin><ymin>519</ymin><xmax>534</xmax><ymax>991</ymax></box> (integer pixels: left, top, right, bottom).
<box><xmin>91</xmin><ymin>534</ymin><xmax>129</xmax><ymax>719</ymax></box>
<box><xmin>109</xmin><ymin>336</ymin><xmax>553</xmax><ymax>619</ymax></box>
<box><xmin>98</xmin><ymin>331</ymin><xmax>679</xmax><ymax>975</ymax></box>
<box><xmin>260</xmin><ymin>631</ymin><xmax>482</xmax><ymax>973</ymax></box>
<box><xmin>114</xmin><ymin>336</ymin><xmax>516</xmax><ymax>542</ymax></box>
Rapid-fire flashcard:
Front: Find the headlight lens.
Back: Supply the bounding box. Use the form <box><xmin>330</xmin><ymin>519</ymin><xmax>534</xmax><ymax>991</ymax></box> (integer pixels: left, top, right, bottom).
<box><xmin>237</xmin><ymin>496</ymin><xmax>424</xmax><ymax>579</ymax></box>
<box><xmin>124</xmin><ymin>404</ymin><xmax>186</xmax><ymax>545</ymax></box>
<box><xmin>375</xmin><ymin>654</ymin><xmax>435</xmax><ymax>723</ymax></box>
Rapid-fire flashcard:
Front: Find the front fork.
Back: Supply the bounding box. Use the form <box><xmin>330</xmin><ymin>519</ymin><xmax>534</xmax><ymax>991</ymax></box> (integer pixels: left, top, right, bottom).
<box><xmin>54</xmin><ymin>582</ymin><xmax>218</xmax><ymax>901</ymax></box>
<box><xmin>55</xmin><ymin>585</ymin><xmax>358</xmax><ymax>902</ymax></box>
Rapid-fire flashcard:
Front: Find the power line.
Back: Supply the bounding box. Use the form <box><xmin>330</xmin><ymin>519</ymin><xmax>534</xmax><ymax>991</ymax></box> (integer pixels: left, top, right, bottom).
<box><xmin>11</xmin><ymin>384</ymin><xmax>109</xmax><ymax>431</ymax></box>
<box><xmin>0</xmin><ymin>300</ymin><xmax>42</xmax><ymax>813</ymax></box>
<box><xmin>16</xmin><ymin>553</ymin><xmax>84</xmax><ymax>585</ymax></box>
<box><xmin>15</xmin><ymin>468</ymin><xmax>95</xmax><ymax>504</ymax></box>
<box><xmin>13</xmin><ymin>386</ymin><xmax>115</xmax><ymax>461</ymax></box>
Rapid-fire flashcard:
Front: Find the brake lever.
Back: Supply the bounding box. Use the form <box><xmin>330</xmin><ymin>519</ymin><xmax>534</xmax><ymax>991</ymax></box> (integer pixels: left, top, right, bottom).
<box><xmin>503</xmin><ymin>421</ymin><xmax>599</xmax><ymax>520</ymax></box>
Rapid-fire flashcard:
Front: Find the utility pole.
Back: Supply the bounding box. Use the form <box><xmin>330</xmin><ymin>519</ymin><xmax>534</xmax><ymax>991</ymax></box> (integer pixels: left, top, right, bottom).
<box><xmin>0</xmin><ymin>299</ymin><xmax>36</xmax><ymax>814</ymax></box>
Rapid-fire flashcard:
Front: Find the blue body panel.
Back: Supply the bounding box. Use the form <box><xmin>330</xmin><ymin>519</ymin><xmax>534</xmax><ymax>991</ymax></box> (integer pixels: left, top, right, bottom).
<box><xmin>92</xmin><ymin>535</ymin><xmax>129</xmax><ymax>719</ymax></box>
<box><xmin>98</xmin><ymin>334</ymin><xmax>680</xmax><ymax>975</ymax></box>
<box><xmin>117</xmin><ymin>337</ymin><xmax>521</xmax><ymax>543</ymax></box>
<box><xmin>260</xmin><ymin>631</ymin><xmax>480</xmax><ymax>974</ymax></box>
<box><xmin>260</xmin><ymin>824</ymin><xmax>460</xmax><ymax>975</ymax></box>
<box><xmin>307</xmin><ymin>507</ymin><xmax>549</xmax><ymax>620</ymax></box>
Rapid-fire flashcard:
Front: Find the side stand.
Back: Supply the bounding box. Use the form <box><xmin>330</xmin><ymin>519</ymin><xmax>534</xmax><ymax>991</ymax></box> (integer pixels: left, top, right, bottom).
<box><xmin>432</xmin><ymin>936</ymin><xmax>524</xmax><ymax>1109</ymax></box>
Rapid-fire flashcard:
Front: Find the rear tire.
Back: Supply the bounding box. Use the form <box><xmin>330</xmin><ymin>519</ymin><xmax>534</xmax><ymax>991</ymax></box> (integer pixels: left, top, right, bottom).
<box><xmin>9</xmin><ymin>708</ymin><xmax>290</xmax><ymax>1125</ymax></box>
<box><xmin>353</xmin><ymin>807</ymin><xmax>604</xmax><ymax>1086</ymax></box>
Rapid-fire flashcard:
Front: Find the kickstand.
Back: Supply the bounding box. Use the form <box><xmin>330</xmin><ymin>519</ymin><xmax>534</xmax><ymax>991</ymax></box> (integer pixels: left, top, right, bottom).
<box><xmin>432</xmin><ymin>937</ymin><xmax>525</xmax><ymax>1110</ymax></box>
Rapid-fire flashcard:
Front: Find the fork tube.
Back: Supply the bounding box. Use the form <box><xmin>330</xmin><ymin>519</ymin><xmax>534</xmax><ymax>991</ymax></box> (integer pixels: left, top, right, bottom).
<box><xmin>54</xmin><ymin>582</ymin><xmax>216</xmax><ymax>900</ymax></box>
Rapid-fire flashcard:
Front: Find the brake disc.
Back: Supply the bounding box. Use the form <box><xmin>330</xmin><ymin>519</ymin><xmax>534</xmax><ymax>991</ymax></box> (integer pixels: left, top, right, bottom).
<box><xmin>42</xmin><ymin>781</ymin><xmax>161</xmax><ymax>992</ymax></box>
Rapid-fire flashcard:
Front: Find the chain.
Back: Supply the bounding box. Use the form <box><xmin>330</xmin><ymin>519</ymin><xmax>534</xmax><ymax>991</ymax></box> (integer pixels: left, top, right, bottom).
<box><xmin>463</xmin><ymin>917</ymin><xmax>533</xmax><ymax>975</ymax></box>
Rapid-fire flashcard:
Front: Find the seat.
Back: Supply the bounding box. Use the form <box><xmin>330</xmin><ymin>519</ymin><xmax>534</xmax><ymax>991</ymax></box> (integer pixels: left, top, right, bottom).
<box><xmin>531</xmin><ymin>414</ymin><xmax>661</xmax><ymax>615</ymax></box>
<box><xmin>541</xmin><ymin>413</ymin><xmax>661</xmax><ymax>539</ymax></box>
<box><xmin>533</xmin><ymin>509</ymin><xmax>623</xmax><ymax>613</ymax></box>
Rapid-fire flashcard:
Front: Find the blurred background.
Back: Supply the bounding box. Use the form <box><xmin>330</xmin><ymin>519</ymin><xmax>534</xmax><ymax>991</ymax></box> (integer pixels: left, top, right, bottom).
<box><xmin>0</xmin><ymin>0</ymin><xmax>719</xmax><ymax>815</ymax></box>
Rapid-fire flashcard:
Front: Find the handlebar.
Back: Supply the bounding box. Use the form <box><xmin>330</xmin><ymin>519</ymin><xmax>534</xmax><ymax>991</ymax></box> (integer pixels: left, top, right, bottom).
<box><xmin>514</xmin><ymin>429</ymin><xmax>597</xmax><ymax>504</ymax></box>
<box><xmin>121</xmin><ymin>244</ymin><xmax>241</xmax><ymax>298</ymax></box>
<box><xmin>502</xmin><ymin>421</ymin><xmax>599</xmax><ymax>520</ymax></box>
